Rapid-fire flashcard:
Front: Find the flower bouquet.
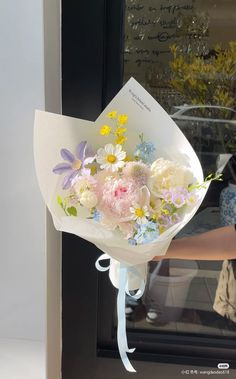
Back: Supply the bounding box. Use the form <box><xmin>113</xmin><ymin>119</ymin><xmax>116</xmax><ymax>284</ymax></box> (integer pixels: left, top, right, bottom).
<box><xmin>34</xmin><ymin>78</ymin><xmax>215</xmax><ymax>372</ymax></box>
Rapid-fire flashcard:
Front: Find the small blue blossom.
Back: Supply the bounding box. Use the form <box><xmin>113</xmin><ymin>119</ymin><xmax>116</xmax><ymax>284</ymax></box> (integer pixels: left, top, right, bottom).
<box><xmin>134</xmin><ymin>140</ymin><xmax>156</xmax><ymax>164</ymax></box>
<box><xmin>133</xmin><ymin>221</ymin><xmax>159</xmax><ymax>245</ymax></box>
<box><xmin>128</xmin><ymin>238</ymin><xmax>137</xmax><ymax>246</ymax></box>
<box><xmin>93</xmin><ymin>209</ymin><xmax>101</xmax><ymax>222</ymax></box>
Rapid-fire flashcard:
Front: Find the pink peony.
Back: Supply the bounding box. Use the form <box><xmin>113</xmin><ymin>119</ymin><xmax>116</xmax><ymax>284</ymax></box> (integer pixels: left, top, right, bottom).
<box><xmin>97</xmin><ymin>177</ymin><xmax>138</xmax><ymax>223</ymax></box>
<box><xmin>96</xmin><ymin>177</ymin><xmax>151</xmax><ymax>238</ymax></box>
<box><xmin>94</xmin><ymin>170</ymin><xmax>119</xmax><ymax>197</ymax></box>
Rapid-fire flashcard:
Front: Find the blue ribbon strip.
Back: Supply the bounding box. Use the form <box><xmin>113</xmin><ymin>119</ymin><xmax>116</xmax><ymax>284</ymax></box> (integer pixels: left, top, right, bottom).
<box><xmin>95</xmin><ymin>254</ymin><xmax>145</xmax><ymax>372</ymax></box>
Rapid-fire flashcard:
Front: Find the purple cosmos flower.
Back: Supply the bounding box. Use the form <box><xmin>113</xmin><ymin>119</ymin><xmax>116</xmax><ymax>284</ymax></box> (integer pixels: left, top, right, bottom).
<box><xmin>171</xmin><ymin>192</ymin><xmax>186</xmax><ymax>208</ymax></box>
<box><xmin>171</xmin><ymin>187</ymin><xmax>188</xmax><ymax>208</ymax></box>
<box><xmin>159</xmin><ymin>214</ymin><xmax>173</xmax><ymax>228</ymax></box>
<box><xmin>162</xmin><ymin>189</ymin><xmax>173</xmax><ymax>203</ymax></box>
<box><xmin>53</xmin><ymin>141</ymin><xmax>95</xmax><ymax>189</ymax></box>
<box><xmin>162</xmin><ymin>187</ymin><xmax>188</xmax><ymax>208</ymax></box>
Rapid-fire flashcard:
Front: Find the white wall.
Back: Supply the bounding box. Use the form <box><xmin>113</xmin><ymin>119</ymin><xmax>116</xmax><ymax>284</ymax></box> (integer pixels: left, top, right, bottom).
<box><xmin>0</xmin><ymin>0</ymin><xmax>45</xmax><ymax>341</ymax></box>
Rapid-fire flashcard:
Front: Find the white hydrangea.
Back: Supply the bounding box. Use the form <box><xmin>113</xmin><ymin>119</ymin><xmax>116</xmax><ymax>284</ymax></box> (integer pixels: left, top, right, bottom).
<box><xmin>149</xmin><ymin>158</ymin><xmax>194</xmax><ymax>196</ymax></box>
<box><xmin>73</xmin><ymin>177</ymin><xmax>94</xmax><ymax>194</ymax></box>
<box><xmin>80</xmin><ymin>190</ymin><xmax>98</xmax><ymax>209</ymax></box>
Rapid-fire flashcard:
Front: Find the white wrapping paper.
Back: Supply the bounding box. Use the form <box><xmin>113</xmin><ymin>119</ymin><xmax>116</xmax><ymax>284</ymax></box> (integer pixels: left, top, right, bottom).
<box><xmin>34</xmin><ymin>78</ymin><xmax>210</xmax><ymax>372</ymax></box>
<box><xmin>34</xmin><ymin>78</ymin><xmax>208</xmax><ymax>266</ymax></box>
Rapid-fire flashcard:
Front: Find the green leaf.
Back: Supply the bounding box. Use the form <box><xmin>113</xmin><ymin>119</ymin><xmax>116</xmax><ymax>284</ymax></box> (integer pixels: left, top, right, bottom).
<box><xmin>67</xmin><ymin>206</ymin><xmax>77</xmax><ymax>217</ymax></box>
<box><xmin>57</xmin><ymin>195</ymin><xmax>63</xmax><ymax>207</ymax></box>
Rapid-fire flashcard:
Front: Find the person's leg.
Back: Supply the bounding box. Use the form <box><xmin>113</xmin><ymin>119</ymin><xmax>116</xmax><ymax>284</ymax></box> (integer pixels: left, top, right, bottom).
<box><xmin>213</xmin><ymin>259</ymin><xmax>236</xmax><ymax>323</ymax></box>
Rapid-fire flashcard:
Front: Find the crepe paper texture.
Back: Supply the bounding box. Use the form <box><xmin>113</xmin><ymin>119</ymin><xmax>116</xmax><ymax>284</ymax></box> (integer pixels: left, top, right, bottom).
<box><xmin>34</xmin><ymin>78</ymin><xmax>218</xmax><ymax>372</ymax></box>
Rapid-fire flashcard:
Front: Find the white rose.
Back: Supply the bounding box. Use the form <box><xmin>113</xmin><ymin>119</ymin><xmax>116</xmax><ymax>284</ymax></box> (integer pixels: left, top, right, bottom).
<box><xmin>80</xmin><ymin>190</ymin><xmax>98</xmax><ymax>209</ymax></box>
<box><xmin>149</xmin><ymin>158</ymin><xmax>194</xmax><ymax>196</ymax></box>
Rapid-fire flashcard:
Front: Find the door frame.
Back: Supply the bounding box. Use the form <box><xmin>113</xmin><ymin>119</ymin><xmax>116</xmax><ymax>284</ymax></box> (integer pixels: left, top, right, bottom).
<box><xmin>43</xmin><ymin>0</ymin><xmax>62</xmax><ymax>378</ymax></box>
<box><xmin>61</xmin><ymin>1</ymin><xmax>236</xmax><ymax>378</ymax></box>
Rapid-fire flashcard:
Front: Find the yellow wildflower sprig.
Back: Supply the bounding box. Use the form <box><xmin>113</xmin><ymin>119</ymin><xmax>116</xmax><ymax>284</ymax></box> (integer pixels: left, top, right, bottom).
<box><xmin>99</xmin><ymin>110</ymin><xmax>128</xmax><ymax>145</ymax></box>
<box><xmin>107</xmin><ymin>111</ymin><xmax>117</xmax><ymax>119</ymax></box>
<box><xmin>160</xmin><ymin>200</ymin><xmax>178</xmax><ymax>216</ymax></box>
<box><xmin>100</xmin><ymin>125</ymin><xmax>111</xmax><ymax>136</ymax></box>
<box><xmin>117</xmin><ymin>114</ymin><xmax>128</xmax><ymax>125</ymax></box>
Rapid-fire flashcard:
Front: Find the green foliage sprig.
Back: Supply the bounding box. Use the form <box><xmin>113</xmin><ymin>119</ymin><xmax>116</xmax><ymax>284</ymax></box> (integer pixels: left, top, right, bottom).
<box><xmin>57</xmin><ymin>195</ymin><xmax>77</xmax><ymax>216</ymax></box>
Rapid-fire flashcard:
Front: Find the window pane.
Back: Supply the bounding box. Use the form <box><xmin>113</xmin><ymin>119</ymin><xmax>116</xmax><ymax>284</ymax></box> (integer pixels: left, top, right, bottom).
<box><xmin>123</xmin><ymin>0</ymin><xmax>236</xmax><ymax>338</ymax></box>
<box><xmin>125</xmin><ymin>208</ymin><xmax>236</xmax><ymax>337</ymax></box>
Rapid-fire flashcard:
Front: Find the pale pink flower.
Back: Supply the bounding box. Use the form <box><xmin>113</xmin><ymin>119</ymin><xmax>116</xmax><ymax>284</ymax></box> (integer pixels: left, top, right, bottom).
<box><xmin>95</xmin><ymin>174</ymin><xmax>152</xmax><ymax>238</ymax></box>
<box><xmin>97</xmin><ymin>177</ymin><xmax>138</xmax><ymax>223</ymax></box>
<box><xmin>72</xmin><ymin>172</ymin><xmax>97</xmax><ymax>195</ymax></box>
<box><xmin>94</xmin><ymin>170</ymin><xmax>119</xmax><ymax>198</ymax></box>
<box><xmin>123</xmin><ymin>161</ymin><xmax>150</xmax><ymax>187</ymax></box>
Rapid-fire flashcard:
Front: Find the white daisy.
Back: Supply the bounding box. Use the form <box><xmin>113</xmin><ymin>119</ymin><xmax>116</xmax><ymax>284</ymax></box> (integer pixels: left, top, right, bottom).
<box><xmin>130</xmin><ymin>204</ymin><xmax>150</xmax><ymax>224</ymax></box>
<box><xmin>96</xmin><ymin>144</ymin><xmax>126</xmax><ymax>172</ymax></box>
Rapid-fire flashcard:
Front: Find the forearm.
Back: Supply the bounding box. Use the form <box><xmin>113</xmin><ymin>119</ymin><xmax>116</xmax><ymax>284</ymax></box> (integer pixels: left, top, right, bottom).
<box><xmin>154</xmin><ymin>225</ymin><xmax>236</xmax><ymax>261</ymax></box>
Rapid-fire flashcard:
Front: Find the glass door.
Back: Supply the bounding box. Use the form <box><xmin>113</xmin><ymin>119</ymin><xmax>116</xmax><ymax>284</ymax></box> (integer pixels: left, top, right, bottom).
<box><xmin>120</xmin><ymin>0</ymin><xmax>236</xmax><ymax>339</ymax></box>
<box><xmin>61</xmin><ymin>1</ymin><xmax>236</xmax><ymax>378</ymax></box>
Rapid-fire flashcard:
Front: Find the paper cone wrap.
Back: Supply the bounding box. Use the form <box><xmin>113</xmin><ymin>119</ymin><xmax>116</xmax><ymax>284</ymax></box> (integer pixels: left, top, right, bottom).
<box><xmin>34</xmin><ymin>78</ymin><xmax>211</xmax><ymax>372</ymax></box>
<box><xmin>34</xmin><ymin>78</ymin><xmax>208</xmax><ymax>266</ymax></box>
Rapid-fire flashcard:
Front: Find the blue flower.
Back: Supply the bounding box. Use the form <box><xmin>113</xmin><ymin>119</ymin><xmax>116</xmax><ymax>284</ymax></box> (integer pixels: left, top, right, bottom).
<box><xmin>128</xmin><ymin>238</ymin><xmax>137</xmax><ymax>246</ymax></box>
<box><xmin>134</xmin><ymin>141</ymin><xmax>156</xmax><ymax>164</ymax></box>
<box><xmin>93</xmin><ymin>209</ymin><xmax>101</xmax><ymax>222</ymax></box>
<box><xmin>133</xmin><ymin>221</ymin><xmax>159</xmax><ymax>245</ymax></box>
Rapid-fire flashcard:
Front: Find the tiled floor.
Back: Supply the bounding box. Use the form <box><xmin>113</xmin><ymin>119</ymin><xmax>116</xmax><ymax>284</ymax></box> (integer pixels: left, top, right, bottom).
<box><xmin>127</xmin><ymin>263</ymin><xmax>236</xmax><ymax>337</ymax></box>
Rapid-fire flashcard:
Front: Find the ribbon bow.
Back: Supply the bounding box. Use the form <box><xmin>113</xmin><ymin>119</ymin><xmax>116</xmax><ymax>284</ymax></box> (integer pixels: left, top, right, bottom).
<box><xmin>95</xmin><ymin>254</ymin><xmax>145</xmax><ymax>372</ymax></box>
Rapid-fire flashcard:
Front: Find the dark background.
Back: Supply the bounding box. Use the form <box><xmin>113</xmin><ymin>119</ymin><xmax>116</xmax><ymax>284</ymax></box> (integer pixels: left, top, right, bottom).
<box><xmin>61</xmin><ymin>1</ymin><xmax>236</xmax><ymax>378</ymax></box>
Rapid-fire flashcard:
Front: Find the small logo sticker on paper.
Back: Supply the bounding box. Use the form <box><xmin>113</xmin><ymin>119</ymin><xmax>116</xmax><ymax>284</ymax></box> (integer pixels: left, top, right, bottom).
<box><xmin>218</xmin><ymin>363</ymin><xmax>229</xmax><ymax>369</ymax></box>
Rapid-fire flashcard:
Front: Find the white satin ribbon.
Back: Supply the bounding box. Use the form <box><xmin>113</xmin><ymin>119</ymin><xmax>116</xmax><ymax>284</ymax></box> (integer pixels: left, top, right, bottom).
<box><xmin>95</xmin><ymin>254</ymin><xmax>145</xmax><ymax>372</ymax></box>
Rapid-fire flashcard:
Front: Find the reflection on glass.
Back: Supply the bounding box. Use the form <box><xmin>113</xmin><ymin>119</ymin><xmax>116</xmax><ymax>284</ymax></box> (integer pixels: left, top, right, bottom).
<box><xmin>124</xmin><ymin>208</ymin><xmax>236</xmax><ymax>337</ymax></box>
<box><xmin>123</xmin><ymin>0</ymin><xmax>236</xmax><ymax>338</ymax></box>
